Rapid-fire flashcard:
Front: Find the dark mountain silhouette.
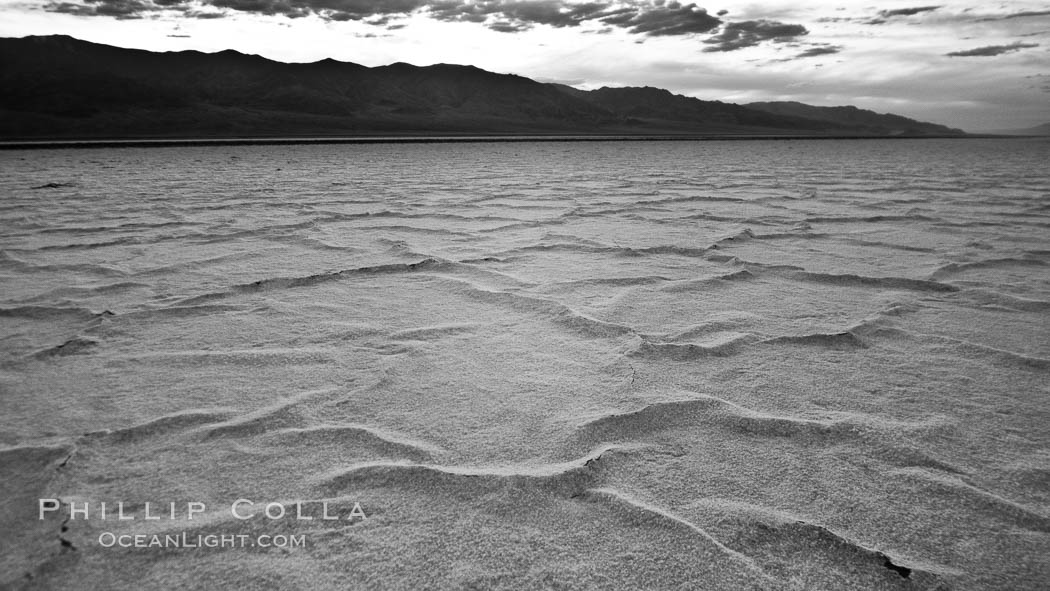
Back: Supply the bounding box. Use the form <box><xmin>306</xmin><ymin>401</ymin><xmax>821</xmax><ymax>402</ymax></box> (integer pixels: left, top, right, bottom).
<box><xmin>553</xmin><ymin>85</ymin><xmax>849</xmax><ymax>133</ymax></box>
<box><xmin>980</xmin><ymin>122</ymin><xmax>1050</xmax><ymax>136</ymax></box>
<box><xmin>745</xmin><ymin>101</ymin><xmax>962</xmax><ymax>136</ymax></box>
<box><xmin>0</xmin><ymin>35</ymin><xmax>965</xmax><ymax>140</ymax></box>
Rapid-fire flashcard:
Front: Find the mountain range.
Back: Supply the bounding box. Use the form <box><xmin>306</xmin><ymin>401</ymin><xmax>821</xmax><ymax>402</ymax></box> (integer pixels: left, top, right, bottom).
<box><xmin>0</xmin><ymin>35</ymin><xmax>966</xmax><ymax>140</ymax></box>
<box><xmin>981</xmin><ymin>123</ymin><xmax>1050</xmax><ymax>136</ymax></box>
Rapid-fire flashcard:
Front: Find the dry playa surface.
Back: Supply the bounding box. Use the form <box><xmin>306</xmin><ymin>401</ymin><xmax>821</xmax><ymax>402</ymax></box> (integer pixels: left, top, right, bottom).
<box><xmin>0</xmin><ymin>139</ymin><xmax>1048</xmax><ymax>590</ymax></box>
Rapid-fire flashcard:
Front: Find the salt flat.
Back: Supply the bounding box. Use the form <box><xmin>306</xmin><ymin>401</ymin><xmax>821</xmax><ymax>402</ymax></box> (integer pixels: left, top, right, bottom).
<box><xmin>1</xmin><ymin>138</ymin><xmax>1048</xmax><ymax>590</ymax></box>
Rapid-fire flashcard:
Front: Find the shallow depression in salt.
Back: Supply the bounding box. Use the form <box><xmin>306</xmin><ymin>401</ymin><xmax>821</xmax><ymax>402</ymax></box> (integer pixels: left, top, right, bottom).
<box><xmin>1</xmin><ymin>138</ymin><xmax>1049</xmax><ymax>590</ymax></box>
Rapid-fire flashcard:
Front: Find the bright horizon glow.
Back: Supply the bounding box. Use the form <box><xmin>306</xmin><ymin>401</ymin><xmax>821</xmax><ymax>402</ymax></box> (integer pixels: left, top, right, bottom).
<box><xmin>1</xmin><ymin>0</ymin><xmax>1048</xmax><ymax>131</ymax></box>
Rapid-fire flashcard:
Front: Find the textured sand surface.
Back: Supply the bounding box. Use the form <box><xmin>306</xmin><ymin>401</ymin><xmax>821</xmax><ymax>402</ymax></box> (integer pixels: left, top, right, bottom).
<box><xmin>1</xmin><ymin>139</ymin><xmax>1048</xmax><ymax>590</ymax></box>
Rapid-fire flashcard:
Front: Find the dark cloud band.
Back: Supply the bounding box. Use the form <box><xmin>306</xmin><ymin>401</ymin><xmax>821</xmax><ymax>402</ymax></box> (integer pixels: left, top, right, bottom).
<box><xmin>43</xmin><ymin>0</ymin><xmax>724</xmax><ymax>37</ymax></box>
<box><xmin>975</xmin><ymin>9</ymin><xmax>1050</xmax><ymax>23</ymax></box>
<box><xmin>946</xmin><ymin>42</ymin><xmax>1039</xmax><ymax>57</ymax></box>
<box><xmin>863</xmin><ymin>5</ymin><xmax>939</xmax><ymax>25</ymax></box>
<box><xmin>41</xmin><ymin>0</ymin><xmax>816</xmax><ymax>56</ymax></box>
<box><xmin>878</xmin><ymin>6</ymin><xmax>939</xmax><ymax>18</ymax></box>
<box><xmin>46</xmin><ymin>0</ymin><xmax>158</xmax><ymax>19</ymax></box>
<box><xmin>701</xmin><ymin>19</ymin><xmax>808</xmax><ymax>52</ymax></box>
<box><xmin>796</xmin><ymin>44</ymin><xmax>841</xmax><ymax>58</ymax></box>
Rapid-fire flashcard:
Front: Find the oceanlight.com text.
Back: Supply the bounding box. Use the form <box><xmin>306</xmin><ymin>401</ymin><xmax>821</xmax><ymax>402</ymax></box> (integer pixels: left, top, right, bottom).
<box><xmin>97</xmin><ymin>532</ymin><xmax>307</xmax><ymax>549</ymax></box>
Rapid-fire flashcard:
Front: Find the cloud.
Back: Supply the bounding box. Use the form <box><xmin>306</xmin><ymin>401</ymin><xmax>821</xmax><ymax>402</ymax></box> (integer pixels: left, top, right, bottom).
<box><xmin>977</xmin><ymin>10</ymin><xmax>1050</xmax><ymax>22</ymax></box>
<box><xmin>767</xmin><ymin>43</ymin><xmax>841</xmax><ymax>63</ymax></box>
<box><xmin>859</xmin><ymin>5</ymin><xmax>939</xmax><ymax>25</ymax></box>
<box><xmin>878</xmin><ymin>6</ymin><xmax>939</xmax><ymax>18</ymax></box>
<box><xmin>39</xmin><ymin>0</ymin><xmax>724</xmax><ymax>37</ymax></box>
<box><xmin>427</xmin><ymin>1</ymin><xmax>616</xmax><ymax>31</ymax></box>
<box><xmin>1026</xmin><ymin>74</ymin><xmax>1050</xmax><ymax>93</ymax></box>
<box><xmin>795</xmin><ymin>44</ymin><xmax>841</xmax><ymax>58</ymax></box>
<box><xmin>946</xmin><ymin>42</ymin><xmax>1039</xmax><ymax>57</ymax></box>
<box><xmin>487</xmin><ymin>20</ymin><xmax>530</xmax><ymax>32</ymax></box>
<box><xmin>426</xmin><ymin>1</ymin><xmax>720</xmax><ymax>36</ymax></box>
<box><xmin>45</xmin><ymin>0</ymin><xmax>430</xmax><ymax>20</ymax></box>
<box><xmin>610</xmin><ymin>3</ymin><xmax>721</xmax><ymax>36</ymax></box>
<box><xmin>44</xmin><ymin>0</ymin><xmax>156</xmax><ymax>18</ymax></box>
<box><xmin>702</xmin><ymin>19</ymin><xmax>807</xmax><ymax>52</ymax></box>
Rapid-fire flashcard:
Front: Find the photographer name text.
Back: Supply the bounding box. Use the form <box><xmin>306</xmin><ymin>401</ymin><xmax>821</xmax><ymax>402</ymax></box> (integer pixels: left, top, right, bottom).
<box><xmin>39</xmin><ymin>498</ymin><xmax>366</xmax><ymax>521</ymax></box>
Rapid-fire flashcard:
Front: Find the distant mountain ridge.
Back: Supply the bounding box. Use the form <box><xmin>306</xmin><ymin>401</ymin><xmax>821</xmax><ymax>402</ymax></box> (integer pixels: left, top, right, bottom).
<box><xmin>981</xmin><ymin>123</ymin><xmax>1050</xmax><ymax>136</ymax></box>
<box><xmin>0</xmin><ymin>35</ymin><xmax>965</xmax><ymax>140</ymax></box>
<box><xmin>744</xmin><ymin>101</ymin><xmax>962</xmax><ymax>136</ymax></box>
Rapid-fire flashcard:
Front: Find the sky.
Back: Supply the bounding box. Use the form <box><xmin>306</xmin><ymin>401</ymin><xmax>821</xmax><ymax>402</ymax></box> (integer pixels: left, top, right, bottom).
<box><xmin>1</xmin><ymin>1</ymin><xmax>1048</xmax><ymax>131</ymax></box>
